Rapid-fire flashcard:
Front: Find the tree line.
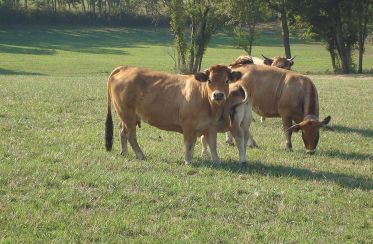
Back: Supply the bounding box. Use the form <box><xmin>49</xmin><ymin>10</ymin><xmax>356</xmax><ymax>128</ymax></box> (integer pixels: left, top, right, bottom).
<box><xmin>1</xmin><ymin>0</ymin><xmax>372</xmax><ymax>74</ymax></box>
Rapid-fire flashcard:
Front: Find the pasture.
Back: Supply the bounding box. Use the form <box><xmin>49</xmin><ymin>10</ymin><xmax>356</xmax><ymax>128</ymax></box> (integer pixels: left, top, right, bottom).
<box><xmin>0</xmin><ymin>26</ymin><xmax>373</xmax><ymax>242</ymax></box>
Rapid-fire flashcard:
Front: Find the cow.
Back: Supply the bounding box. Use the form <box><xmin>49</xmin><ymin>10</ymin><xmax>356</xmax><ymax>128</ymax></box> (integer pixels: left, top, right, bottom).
<box><xmin>230</xmin><ymin>55</ymin><xmax>296</xmax><ymax>123</ymax></box>
<box><xmin>201</xmin><ymin>83</ymin><xmax>257</xmax><ymax>164</ymax></box>
<box><xmin>256</xmin><ymin>55</ymin><xmax>295</xmax><ymax>70</ymax></box>
<box><xmin>226</xmin><ymin>59</ymin><xmax>331</xmax><ymax>154</ymax></box>
<box><xmin>105</xmin><ymin>65</ymin><xmax>242</xmax><ymax>164</ymax></box>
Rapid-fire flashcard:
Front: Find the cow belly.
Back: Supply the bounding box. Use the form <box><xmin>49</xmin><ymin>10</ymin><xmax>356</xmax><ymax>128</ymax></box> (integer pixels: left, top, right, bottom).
<box><xmin>252</xmin><ymin>102</ymin><xmax>279</xmax><ymax>117</ymax></box>
<box><xmin>137</xmin><ymin>109</ymin><xmax>183</xmax><ymax>133</ymax></box>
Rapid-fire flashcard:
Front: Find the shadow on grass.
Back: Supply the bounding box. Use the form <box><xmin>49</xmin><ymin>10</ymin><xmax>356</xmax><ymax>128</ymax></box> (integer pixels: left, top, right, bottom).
<box><xmin>0</xmin><ymin>27</ymin><xmax>171</xmax><ymax>55</ymax></box>
<box><xmin>321</xmin><ymin>150</ymin><xmax>372</xmax><ymax>161</ymax></box>
<box><xmin>331</xmin><ymin>124</ymin><xmax>373</xmax><ymax>138</ymax></box>
<box><xmin>0</xmin><ymin>44</ymin><xmax>56</xmax><ymax>55</ymax></box>
<box><xmin>0</xmin><ymin>68</ymin><xmax>47</xmax><ymax>76</ymax></box>
<box><xmin>191</xmin><ymin>159</ymin><xmax>373</xmax><ymax>191</ymax></box>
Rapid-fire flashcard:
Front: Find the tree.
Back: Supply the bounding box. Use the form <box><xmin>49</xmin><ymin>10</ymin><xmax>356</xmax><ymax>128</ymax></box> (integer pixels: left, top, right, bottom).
<box><xmin>163</xmin><ymin>0</ymin><xmax>226</xmax><ymax>73</ymax></box>
<box><xmin>265</xmin><ymin>0</ymin><xmax>293</xmax><ymax>58</ymax></box>
<box><xmin>292</xmin><ymin>0</ymin><xmax>359</xmax><ymax>74</ymax></box>
<box><xmin>226</xmin><ymin>0</ymin><xmax>266</xmax><ymax>55</ymax></box>
<box><xmin>356</xmin><ymin>0</ymin><xmax>372</xmax><ymax>73</ymax></box>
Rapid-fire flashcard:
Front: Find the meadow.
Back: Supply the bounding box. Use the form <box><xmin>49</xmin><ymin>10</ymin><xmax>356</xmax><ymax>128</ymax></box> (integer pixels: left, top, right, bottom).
<box><xmin>0</xmin><ymin>25</ymin><xmax>372</xmax><ymax>242</ymax></box>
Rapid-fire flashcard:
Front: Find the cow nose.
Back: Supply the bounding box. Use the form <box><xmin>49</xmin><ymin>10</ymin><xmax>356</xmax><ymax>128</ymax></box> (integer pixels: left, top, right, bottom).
<box><xmin>213</xmin><ymin>92</ymin><xmax>225</xmax><ymax>101</ymax></box>
<box><xmin>306</xmin><ymin>149</ymin><xmax>316</xmax><ymax>155</ymax></box>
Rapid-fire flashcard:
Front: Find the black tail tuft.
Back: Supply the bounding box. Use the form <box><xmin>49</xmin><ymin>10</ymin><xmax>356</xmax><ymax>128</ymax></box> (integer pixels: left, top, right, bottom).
<box><xmin>105</xmin><ymin>111</ymin><xmax>113</xmax><ymax>151</ymax></box>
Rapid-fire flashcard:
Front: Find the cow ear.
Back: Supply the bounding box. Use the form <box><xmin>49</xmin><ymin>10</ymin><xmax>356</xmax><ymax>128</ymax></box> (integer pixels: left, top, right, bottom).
<box><xmin>321</xmin><ymin>116</ymin><xmax>331</xmax><ymax>125</ymax></box>
<box><xmin>194</xmin><ymin>70</ymin><xmax>209</xmax><ymax>82</ymax></box>
<box><xmin>229</xmin><ymin>71</ymin><xmax>242</xmax><ymax>82</ymax></box>
<box><xmin>286</xmin><ymin>124</ymin><xmax>301</xmax><ymax>133</ymax></box>
<box><xmin>263</xmin><ymin>58</ymin><xmax>273</xmax><ymax>66</ymax></box>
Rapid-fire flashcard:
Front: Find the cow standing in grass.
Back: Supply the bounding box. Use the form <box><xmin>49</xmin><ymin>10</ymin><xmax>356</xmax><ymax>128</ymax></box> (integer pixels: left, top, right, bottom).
<box><xmin>236</xmin><ymin>55</ymin><xmax>296</xmax><ymax>123</ymax></box>
<box><xmin>227</xmin><ymin>58</ymin><xmax>331</xmax><ymax>154</ymax></box>
<box><xmin>105</xmin><ymin>65</ymin><xmax>242</xmax><ymax>164</ymax></box>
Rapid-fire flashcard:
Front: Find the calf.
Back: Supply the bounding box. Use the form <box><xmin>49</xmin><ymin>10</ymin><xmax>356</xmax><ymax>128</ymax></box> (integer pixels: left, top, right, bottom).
<box><xmin>105</xmin><ymin>65</ymin><xmax>242</xmax><ymax>164</ymax></box>
<box><xmin>201</xmin><ymin>84</ymin><xmax>257</xmax><ymax>164</ymax></box>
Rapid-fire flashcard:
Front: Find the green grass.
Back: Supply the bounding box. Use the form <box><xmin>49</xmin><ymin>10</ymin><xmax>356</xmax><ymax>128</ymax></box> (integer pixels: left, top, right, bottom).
<box><xmin>0</xmin><ymin>25</ymin><xmax>373</xmax><ymax>242</ymax></box>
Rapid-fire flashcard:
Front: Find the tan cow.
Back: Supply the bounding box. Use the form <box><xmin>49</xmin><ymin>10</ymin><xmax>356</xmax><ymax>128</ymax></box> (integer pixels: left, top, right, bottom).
<box><xmin>229</xmin><ymin>55</ymin><xmax>296</xmax><ymax>124</ymax></box>
<box><xmin>105</xmin><ymin>65</ymin><xmax>242</xmax><ymax>164</ymax></box>
<box><xmin>258</xmin><ymin>55</ymin><xmax>295</xmax><ymax>70</ymax></box>
<box><xmin>227</xmin><ymin>61</ymin><xmax>331</xmax><ymax>154</ymax></box>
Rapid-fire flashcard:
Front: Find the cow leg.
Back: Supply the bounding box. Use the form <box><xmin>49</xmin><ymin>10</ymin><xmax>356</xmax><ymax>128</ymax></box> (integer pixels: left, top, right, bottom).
<box><xmin>120</xmin><ymin>122</ymin><xmax>128</xmax><ymax>156</ymax></box>
<box><xmin>120</xmin><ymin>109</ymin><xmax>145</xmax><ymax>160</ymax></box>
<box><xmin>282</xmin><ymin>116</ymin><xmax>293</xmax><ymax>151</ymax></box>
<box><xmin>246</xmin><ymin>130</ymin><xmax>258</xmax><ymax>148</ymax></box>
<box><xmin>206</xmin><ymin>131</ymin><xmax>220</xmax><ymax>163</ymax></box>
<box><xmin>230</xmin><ymin>122</ymin><xmax>246</xmax><ymax>164</ymax></box>
<box><xmin>260</xmin><ymin>116</ymin><xmax>266</xmax><ymax>123</ymax></box>
<box><xmin>183</xmin><ymin>132</ymin><xmax>197</xmax><ymax>164</ymax></box>
<box><xmin>245</xmin><ymin>106</ymin><xmax>258</xmax><ymax>149</ymax></box>
<box><xmin>200</xmin><ymin>135</ymin><xmax>210</xmax><ymax>158</ymax></box>
<box><xmin>225</xmin><ymin>132</ymin><xmax>235</xmax><ymax>146</ymax></box>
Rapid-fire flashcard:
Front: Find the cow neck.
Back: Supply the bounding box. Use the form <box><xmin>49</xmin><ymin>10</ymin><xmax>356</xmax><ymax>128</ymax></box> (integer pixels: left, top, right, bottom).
<box><xmin>303</xmin><ymin>80</ymin><xmax>319</xmax><ymax>119</ymax></box>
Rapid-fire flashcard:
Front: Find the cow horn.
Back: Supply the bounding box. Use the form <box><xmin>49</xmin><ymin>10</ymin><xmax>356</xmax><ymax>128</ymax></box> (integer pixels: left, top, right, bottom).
<box><xmin>286</xmin><ymin>123</ymin><xmax>301</xmax><ymax>132</ymax></box>
<box><xmin>289</xmin><ymin>56</ymin><xmax>296</xmax><ymax>61</ymax></box>
<box><xmin>239</xmin><ymin>85</ymin><xmax>249</xmax><ymax>105</ymax></box>
<box><xmin>261</xmin><ymin>54</ymin><xmax>271</xmax><ymax>60</ymax></box>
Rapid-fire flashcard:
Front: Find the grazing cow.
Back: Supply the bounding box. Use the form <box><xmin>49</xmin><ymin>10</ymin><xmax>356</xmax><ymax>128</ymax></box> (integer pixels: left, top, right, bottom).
<box><xmin>242</xmin><ymin>55</ymin><xmax>296</xmax><ymax>70</ymax></box>
<box><xmin>201</xmin><ymin>84</ymin><xmax>257</xmax><ymax>164</ymax></box>
<box><xmin>230</xmin><ymin>55</ymin><xmax>296</xmax><ymax>123</ymax></box>
<box><xmin>259</xmin><ymin>55</ymin><xmax>295</xmax><ymax>70</ymax></box>
<box><xmin>105</xmin><ymin>65</ymin><xmax>242</xmax><ymax>164</ymax></box>
<box><xmin>226</xmin><ymin>61</ymin><xmax>331</xmax><ymax>154</ymax></box>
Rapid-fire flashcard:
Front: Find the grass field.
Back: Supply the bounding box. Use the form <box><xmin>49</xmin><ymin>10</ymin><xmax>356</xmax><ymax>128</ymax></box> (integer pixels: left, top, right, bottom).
<box><xmin>1</xmin><ymin>25</ymin><xmax>373</xmax><ymax>242</ymax></box>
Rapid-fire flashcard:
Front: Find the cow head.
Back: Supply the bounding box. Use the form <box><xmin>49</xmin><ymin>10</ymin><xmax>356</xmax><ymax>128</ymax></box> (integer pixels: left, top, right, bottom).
<box><xmin>287</xmin><ymin>116</ymin><xmax>331</xmax><ymax>154</ymax></box>
<box><xmin>262</xmin><ymin>55</ymin><xmax>295</xmax><ymax>70</ymax></box>
<box><xmin>195</xmin><ymin>65</ymin><xmax>242</xmax><ymax>103</ymax></box>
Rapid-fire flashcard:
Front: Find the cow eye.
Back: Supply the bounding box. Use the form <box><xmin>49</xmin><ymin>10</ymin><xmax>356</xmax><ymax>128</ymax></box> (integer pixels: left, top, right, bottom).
<box><xmin>225</xmin><ymin>79</ymin><xmax>230</xmax><ymax>84</ymax></box>
<box><xmin>208</xmin><ymin>79</ymin><xmax>212</xmax><ymax>84</ymax></box>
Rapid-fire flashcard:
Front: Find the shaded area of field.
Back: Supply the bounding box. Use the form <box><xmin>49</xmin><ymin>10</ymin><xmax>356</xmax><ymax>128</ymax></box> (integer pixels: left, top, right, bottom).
<box><xmin>1</xmin><ymin>25</ymin><xmax>372</xmax><ymax>75</ymax></box>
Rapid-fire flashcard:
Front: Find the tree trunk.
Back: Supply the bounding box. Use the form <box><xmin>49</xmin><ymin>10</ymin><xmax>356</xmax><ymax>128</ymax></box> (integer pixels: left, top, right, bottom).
<box><xmin>357</xmin><ymin>3</ymin><xmax>368</xmax><ymax>74</ymax></box>
<box><xmin>24</xmin><ymin>0</ymin><xmax>27</xmax><ymax>9</ymax></box>
<box><xmin>192</xmin><ymin>7</ymin><xmax>209</xmax><ymax>73</ymax></box>
<box><xmin>334</xmin><ymin>6</ymin><xmax>350</xmax><ymax>74</ymax></box>
<box><xmin>280</xmin><ymin>5</ymin><xmax>291</xmax><ymax>59</ymax></box>
<box><xmin>189</xmin><ymin>17</ymin><xmax>196</xmax><ymax>73</ymax></box>
<box><xmin>81</xmin><ymin>0</ymin><xmax>86</xmax><ymax>13</ymax></box>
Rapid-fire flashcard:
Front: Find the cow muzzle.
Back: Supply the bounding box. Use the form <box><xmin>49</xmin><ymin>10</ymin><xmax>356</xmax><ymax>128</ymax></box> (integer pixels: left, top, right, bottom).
<box><xmin>305</xmin><ymin>149</ymin><xmax>316</xmax><ymax>155</ymax></box>
<box><xmin>212</xmin><ymin>91</ymin><xmax>225</xmax><ymax>101</ymax></box>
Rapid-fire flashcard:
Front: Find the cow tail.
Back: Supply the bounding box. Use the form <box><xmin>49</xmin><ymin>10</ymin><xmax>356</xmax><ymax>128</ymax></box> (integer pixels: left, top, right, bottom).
<box><xmin>105</xmin><ymin>78</ymin><xmax>114</xmax><ymax>151</ymax></box>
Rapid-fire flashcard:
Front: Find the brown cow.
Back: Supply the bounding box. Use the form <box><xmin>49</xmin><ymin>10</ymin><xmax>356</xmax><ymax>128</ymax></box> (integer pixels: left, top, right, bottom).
<box><xmin>230</xmin><ymin>55</ymin><xmax>296</xmax><ymax>124</ymax></box>
<box><xmin>260</xmin><ymin>55</ymin><xmax>295</xmax><ymax>70</ymax></box>
<box><xmin>227</xmin><ymin>63</ymin><xmax>331</xmax><ymax>154</ymax></box>
<box><xmin>105</xmin><ymin>65</ymin><xmax>242</xmax><ymax>164</ymax></box>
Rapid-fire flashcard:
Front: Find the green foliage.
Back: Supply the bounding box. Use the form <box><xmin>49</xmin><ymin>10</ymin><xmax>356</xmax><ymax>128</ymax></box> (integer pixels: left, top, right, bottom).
<box><xmin>290</xmin><ymin>0</ymin><xmax>373</xmax><ymax>73</ymax></box>
<box><xmin>1</xmin><ymin>25</ymin><xmax>373</xmax><ymax>243</ymax></box>
<box><xmin>226</xmin><ymin>0</ymin><xmax>267</xmax><ymax>54</ymax></box>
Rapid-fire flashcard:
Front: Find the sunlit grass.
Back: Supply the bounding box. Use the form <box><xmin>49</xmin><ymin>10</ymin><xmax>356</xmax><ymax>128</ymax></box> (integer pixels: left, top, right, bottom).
<box><xmin>0</xmin><ymin>25</ymin><xmax>372</xmax><ymax>242</ymax></box>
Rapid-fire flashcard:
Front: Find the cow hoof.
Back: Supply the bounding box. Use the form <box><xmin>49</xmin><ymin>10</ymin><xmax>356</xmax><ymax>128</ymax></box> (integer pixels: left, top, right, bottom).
<box><xmin>248</xmin><ymin>143</ymin><xmax>258</xmax><ymax>149</ymax></box>
<box><xmin>136</xmin><ymin>154</ymin><xmax>145</xmax><ymax>160</ymax></box>
<box><xmin>285</xmin><ymin>147</ymin><xmax>293</xmax><ymax>152</ymax></box>
<box><xmin>120</xmin><ymin>151</ymin><xmax>128</xmax><ymax>156</ymax></box>
<box><xmin>201</xmin><ymin>150</ymin><xmax>209</xmax><ymax>158</ymax></box>
<box><xmin>226</xmin><ymin>141</ymin><xmax>235</xmax><ymax>146</ymax></box>
<box><xmin>239</xmin><ymin>161</ymin><xmax>247</xmax><ymax>166</ymax></box>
